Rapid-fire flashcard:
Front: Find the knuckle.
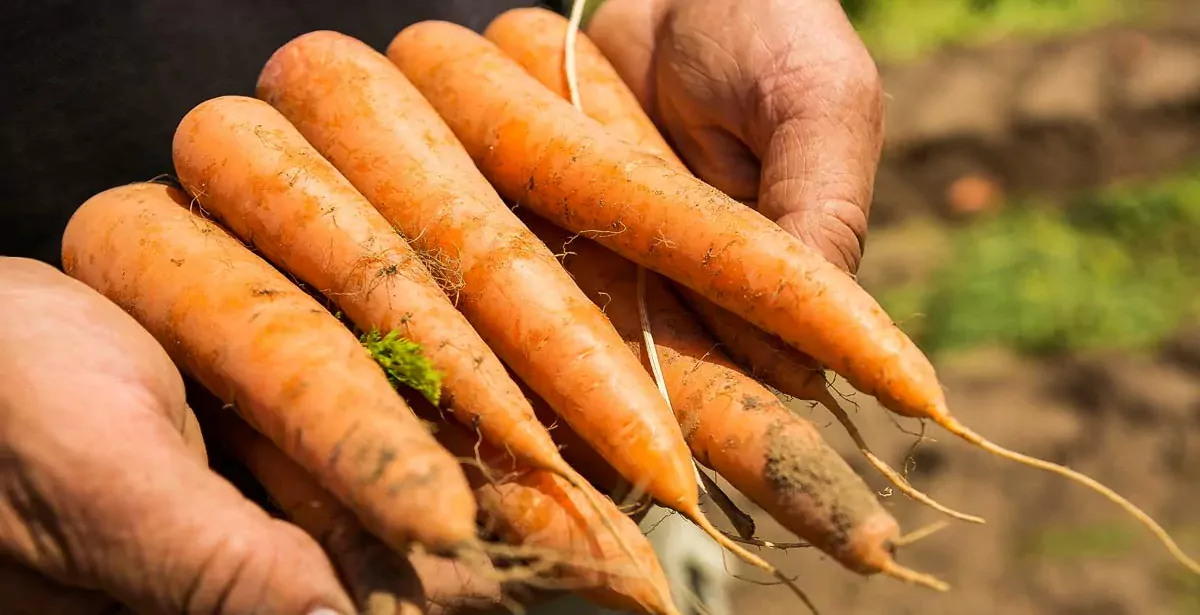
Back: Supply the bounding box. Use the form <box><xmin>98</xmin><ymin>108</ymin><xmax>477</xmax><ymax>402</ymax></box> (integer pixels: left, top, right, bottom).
<box><xmin>181</xmin><ymin>524</ymin><xmax>280</xmax><ymax>614</ymax></box>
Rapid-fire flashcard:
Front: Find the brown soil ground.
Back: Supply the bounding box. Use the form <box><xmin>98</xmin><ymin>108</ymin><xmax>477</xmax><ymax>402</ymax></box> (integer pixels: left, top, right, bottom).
<box><xmin>870</xmin><ymin>4</ymin><xmax>1200</xmax><ymax>227</ymax></box>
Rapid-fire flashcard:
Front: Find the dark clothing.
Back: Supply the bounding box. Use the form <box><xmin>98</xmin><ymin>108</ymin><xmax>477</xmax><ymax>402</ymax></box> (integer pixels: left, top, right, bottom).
<box><xmin>1</xmin><ymin>0</ymin><xmax>566</xmax><ymax>265</ymax></box>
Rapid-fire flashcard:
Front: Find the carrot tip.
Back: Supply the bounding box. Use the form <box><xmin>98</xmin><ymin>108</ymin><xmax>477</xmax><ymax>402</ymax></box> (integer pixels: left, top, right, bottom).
<box><xmin>940</xmin><ymin>415</ymin><xmax>1200</xmax><ymax>576</ymax></box>
<box><xmin>815</xmin><ymin>390</ymin><xmax>985</xmax><ymax>525</ymax></box>
<box><xmin>881</xmin><ymin>560</ymin><xmax>950</xmax><ymax>592</ymax></box>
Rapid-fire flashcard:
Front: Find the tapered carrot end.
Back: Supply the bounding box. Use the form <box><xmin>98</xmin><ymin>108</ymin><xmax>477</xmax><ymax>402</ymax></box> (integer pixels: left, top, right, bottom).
<box><xmin>880</xmin><ymin>560</ymin><xmax>950</xmax><ymax>592</ymax></box>
<box><xmin>815</xmin><ymin>390</ymin><xmax>986</xmax><ymax>525</ymax></box>
<box><xmin>939</xmin><ymin>415</ymin><xmax>1200</xmax><ymax>576</ymax></box>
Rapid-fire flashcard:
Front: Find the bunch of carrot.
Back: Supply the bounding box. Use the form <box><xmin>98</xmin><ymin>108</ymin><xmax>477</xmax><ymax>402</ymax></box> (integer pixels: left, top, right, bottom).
<box><xmin>59</xmin><ymin>5</ymin><xmax>1199</xmax><ymax>614</ymax></box>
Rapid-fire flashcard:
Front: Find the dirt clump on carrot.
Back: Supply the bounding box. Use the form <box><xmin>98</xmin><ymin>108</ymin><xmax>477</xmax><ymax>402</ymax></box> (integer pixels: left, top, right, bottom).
<box><xmin>61</xmin><ymin>182</ymin><xmax>477</xmax><ymax>556</ymax></box>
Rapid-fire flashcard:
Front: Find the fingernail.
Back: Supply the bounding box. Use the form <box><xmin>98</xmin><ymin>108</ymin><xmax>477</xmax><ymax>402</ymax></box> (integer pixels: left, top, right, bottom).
<box><xmin>307</xmin><ymin>609</ymin><xmax>344</xmax><ymax>615</ymax></box>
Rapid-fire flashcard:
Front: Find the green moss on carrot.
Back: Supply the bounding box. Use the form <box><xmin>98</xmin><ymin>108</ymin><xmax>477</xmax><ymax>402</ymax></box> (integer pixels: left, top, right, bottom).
<box><xmin>361</xmin><ymin>329</ymin><xmax>444</xmax><ymax>406</ymax></box>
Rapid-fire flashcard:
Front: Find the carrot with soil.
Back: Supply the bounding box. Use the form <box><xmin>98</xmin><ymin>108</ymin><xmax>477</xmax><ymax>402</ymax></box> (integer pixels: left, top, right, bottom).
<box><xmin>61</xmin><ymin>182</ymin><xmax>476</xmax><ymax>555</ymax></box>
<box><xmin>394</xmin><ymin>19</ymin><xmax>1200</xmax><ymax>574</ymax></box>
<box><xmin>524</xmin><ymin>213</ymin><xmax>946</xmax><ymax>590</ymax></box>
<box><xmin>172</xmin><ymin>95</ymin><xmax>591</xmax><ymax>512</ymax></box>
<box><xmin>255</xmin><ymin>29</ymin><xmax>760</xmax><ymax>580</ymax></box>
<box><xmin>484</xmin><ymin>5</ymin><xmax>982</xmax><ymax>526</ymax></box>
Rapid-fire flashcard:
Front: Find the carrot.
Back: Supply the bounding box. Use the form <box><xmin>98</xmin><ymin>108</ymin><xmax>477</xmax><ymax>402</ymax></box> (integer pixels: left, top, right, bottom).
<box><xmin>522</xmin><ymin>213</ymin><xmax>946</xmax><ymax>589</ymax></box>
<box><xmin>60</xmin><ymin>182</ymin><xmax>477</xmax><ymax>555</ymax></box>
<box><xmin>203</xmin><ymin>408</ymin><xmax>426</xmax><ymax>615</ymax></box>
<box><xmin>172</xmin><ymin>96</ymin><xmax>588</xmax><ymax>510</ymax></box>
<box><xmin>256</xmin><ymin>29</ymin><xmax>760</xmax><ymax>575</ymax></box>
<box><xmin>393</xmin><ymin>19</ymin><xmax>1200</xmax><ymax>575</ymax></box>
<box><xmin>483</xmin><ymin>6</ymin><xmax>983</xmax><ymax>526</ymax></box>
<box><xmin>425</xmin><ymin>413</ymin><xmax>679</xmax><ymax>615</ymax></box>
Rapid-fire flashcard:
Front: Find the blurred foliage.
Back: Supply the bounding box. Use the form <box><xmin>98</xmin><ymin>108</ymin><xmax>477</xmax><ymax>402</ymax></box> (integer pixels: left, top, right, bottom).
<box><xmin>843</xmin><ymin>0</ymin><xmax>1148</xmax><ymax>61</ymax></box>
<box><xmin>880</xmin><ymin>171</ymin><xmax>1200</xmax><ymax>356</ymax></box>
<box><xmin>1017</xmin><ymin>522</ymin><xmax>1138</xmax><ymax>561</ymax></box>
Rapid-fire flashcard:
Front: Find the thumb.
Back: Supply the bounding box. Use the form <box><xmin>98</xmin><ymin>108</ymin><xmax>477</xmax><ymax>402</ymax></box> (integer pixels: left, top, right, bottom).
<box><xmin>4</xmin><ymin>409</ymin><xmax>357</xmax><ymax>615</ymax></box>
<box><xmin>97</xmin><ymin>431</ymin><xmax>356</xmax><ymax>615</ymax></box>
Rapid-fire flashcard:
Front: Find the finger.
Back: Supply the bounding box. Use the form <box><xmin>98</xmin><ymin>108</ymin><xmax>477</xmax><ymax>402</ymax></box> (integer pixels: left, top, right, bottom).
<box><xmin>749</xmin><ymin>4</ymin><xmax>884</xmax><ymax>273</ymax></box>
<box><xmin>0</xmin><ymin>258</ymin><xmax>355</xmax><ymax>614</ymax></box>
<box><xmin>124</xmin><ymin>434</ymin><xmax>354</xmax><ymax>615</ymax></box>
<box><xmin>410</xmin><ymin>551</ymin><xmax>504</xmax><ymax>615</ymax></box>
<box><xmin>3</xmin><ymin>407</ymin><xmax>355</xmax><ymax>615</ymax></box>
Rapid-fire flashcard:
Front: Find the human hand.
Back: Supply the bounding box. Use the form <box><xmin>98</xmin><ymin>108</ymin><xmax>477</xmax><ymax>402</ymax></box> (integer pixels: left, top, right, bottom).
<box><xmin>586</xmin><ymin>0</ymin><xmax>884</xmax><ymax>273</ymax></box>
<box><xmin>0</xmin><ymin>256</ymin><xmax>358</xmax><ymax>614</ymax></box>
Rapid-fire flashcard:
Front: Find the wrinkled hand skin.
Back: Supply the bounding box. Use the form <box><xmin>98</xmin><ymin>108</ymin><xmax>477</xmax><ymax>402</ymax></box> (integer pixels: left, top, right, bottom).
<box><xmin>588</xmin><ymin>0</ymin><xmax>885</xmax><ymax>273</ymax></box>
<box><xmin>0</xmin><ymin>257</ymin><xmax>356</xmax><ymax>615</ymax></box>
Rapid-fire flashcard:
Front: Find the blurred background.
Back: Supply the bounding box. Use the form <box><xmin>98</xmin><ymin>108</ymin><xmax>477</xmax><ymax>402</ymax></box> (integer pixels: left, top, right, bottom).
<box><xmin>725</xmin><ymin>0</ymin><xmax>1200</xmax><ymax>613</ymax></box>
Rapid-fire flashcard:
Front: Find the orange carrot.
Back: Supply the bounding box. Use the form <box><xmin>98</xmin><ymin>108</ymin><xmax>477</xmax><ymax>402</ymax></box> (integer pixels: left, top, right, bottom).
<box><xmin>254</xmin><ymin>30</ymin><xmax>729</xmax><ymax>557</ymax></box>
<box><xmin>172</xmin><ymin>95</ymin><xmax>583</xmax><ymax>502</ymax></box>
<box><xmin>524</xmin><ymin>213</ymin><xmax>947</xmax><ymax>588</ymax></box>
<box><xmin>61</xmin><ymin>182</ymin><xmax>476</xmax><ymax>555</ymax></box>
<box><xmin>393</xmin><ymin>20</ymin><xmax>1200</xmax><ymax>574</ymax></box>
<box><xmin>427</xmin><ymin>415</ymin><xmax>679</xmax><ymax>615</ymax></box>
<box><xmin>484</xmin><ymin>6</ymin><xmax>982</xmax><ymax>525</ymax></box>
<box><xmin>205</xmin><ymin>409</ymin><xmax>426</xmax><ymax>615</ymax></box>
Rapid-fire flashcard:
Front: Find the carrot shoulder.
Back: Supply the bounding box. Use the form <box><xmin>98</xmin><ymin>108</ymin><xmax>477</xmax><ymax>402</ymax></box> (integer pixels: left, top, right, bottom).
<box><xmin>172</xmin><ymin>94</ymin><xmax>569</xmax><ymax>485</ymax></box>
<box><xmin>255</xmin><ymin>31</ymin><xmax>697</xmax><ymax>515</ymax></box>
<box><xmin>387</xmin><ymin>21</ymin><xmax>946</xmax><ymax>425</ymax></box>
<box><xmin>61</xmin><ymin>182</ymin><xmax>476</xmax><ymax>554</ymax></box>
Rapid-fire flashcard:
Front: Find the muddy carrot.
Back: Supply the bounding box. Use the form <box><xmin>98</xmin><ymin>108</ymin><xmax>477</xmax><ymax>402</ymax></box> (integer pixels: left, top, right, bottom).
<box><xmin>255</xmin><ymin>30</ymin><xmax>736</xmax><ymax>564</ymax></box>
<box><xmin>483</xmin><ymin>6</ymin><xmax>982</xmax><ymax>525</ymax></box>
<box><xmin>172</xmin><ymin>95</ymin><xmax>586</xmax><ymax>507</ymax></box>
<box><xmin>480</xmin><ymin>7</ymin><xmax>1200</xmax><ymax>571</ymax></box>
<box><xmin>426</xmin><ymin>414</ymin><xmax>679</xmax><ymax>615</ymax></box>
<box><xmin>524</xmin><ymin>213</ymin><xmax>946</xmax><ymax>588</ymax></box>
<box><xmin>61</xmin><ymin>182</ymin><xmax>476</xmax><ymax>555</ymax></box>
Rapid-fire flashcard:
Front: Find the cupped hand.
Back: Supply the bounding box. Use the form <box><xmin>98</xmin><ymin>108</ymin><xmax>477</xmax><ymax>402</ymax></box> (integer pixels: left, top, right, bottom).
<box><xmin>587</xmin><ymin>0</ymin><xmax>884</xmax><ymax>273</ymax></box>
<box><xmin>0</xmin><ymin>257</ymin><xmax>356</xmax><ymax>615</ymax></box>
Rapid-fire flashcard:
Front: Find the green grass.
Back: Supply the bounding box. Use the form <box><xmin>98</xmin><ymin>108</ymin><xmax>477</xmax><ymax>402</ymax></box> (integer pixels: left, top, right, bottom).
<box><xmin>878</xmin><ymin>170</ymin><xmax>1200</xmax><ymax>357</ymax></box>
<box><xmin>844</xmin><ymin>0</ymin><xmax>1147</xmax><ymax>61</ymax></box>
<box><xmin>1018</xmin><ymin>522</ymin><xmax>1139</xmax><ymax>561</ymax></box>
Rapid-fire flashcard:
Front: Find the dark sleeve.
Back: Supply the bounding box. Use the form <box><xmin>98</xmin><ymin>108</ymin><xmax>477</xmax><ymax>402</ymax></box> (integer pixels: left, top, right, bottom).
<box><xmin>0</xmin><ymin>0</ymin><xmax>558</xmax><ymax>266</ymax></box>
